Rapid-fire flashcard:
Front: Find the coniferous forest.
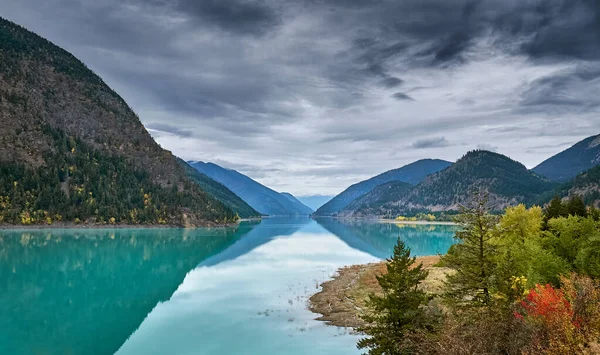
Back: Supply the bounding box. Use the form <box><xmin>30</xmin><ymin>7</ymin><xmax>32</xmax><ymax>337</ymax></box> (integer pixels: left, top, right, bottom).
<box><xmin>0</xmin><ymin>126</ymin><xmax>238</xmax><ymax>226</ymax></box>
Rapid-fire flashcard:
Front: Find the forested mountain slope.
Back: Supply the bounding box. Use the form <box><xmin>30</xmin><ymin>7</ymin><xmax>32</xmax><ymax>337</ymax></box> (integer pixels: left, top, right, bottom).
<box><xmin>280</xmin><ymin>192</ymin><xmax>314</xmax><ymax>215</ymax></box>
<box><xmin>338</xmin><ymin>181</ymin><xmax>414</xmax><ymax>217</ymax></box>
<box><xmin>178</xmin><ymin>159</ymin><xmax>260</xmax><ymax>219</ymax></box>
<box><xmin>0</xmin><ymin>17</ymin><xmax>238</xmax><ymax>226</ymax></box>
<box><xmin>188</xmin><ymin>161</ymin><xmax>312</xmax><ymax>216</ymax></box>
<box><xmin>542</xmin><ymin>165</ymin><xmax>600</xmax><ymax>207</ymax></box>
<box><xmin>533</xmin><ymin>134</ymin><xmax>600</xmax><ymax>182</ymax></box>
<box><xmin>343</xmin><ymin>151</ymin><xmax>556</xmax><ymax>217</ymax></box>
<box><xmin>314</xmin><ymin>159</ymin><xmax>452</xmax><ymax>216</ymax></box>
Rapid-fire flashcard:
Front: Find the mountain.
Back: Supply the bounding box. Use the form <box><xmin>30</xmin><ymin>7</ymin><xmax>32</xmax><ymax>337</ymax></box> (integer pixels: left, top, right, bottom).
<box><xmin>296</xmin><ymin>195</ymin><xmax>334</xmax><ymax>211</ymax></box>
<box><xmin>338</xmin><ymin>181</ymin><xmax>414</xmax><ymax>217</ymax></box>
<box><xmin>544</xmin><ymin>165</ymin><xmax>600</xmax><ymax>207</ymax></box>
<box><xmin>314</xmin><ymin>159</ymin><xmax>452</xmax><ymax>216</ymax></box>
<box><xmin>0</xmin><ymin>17</ymin><xmax>240</xmax><ymax>226</ymax></box>
<box><xmin>280</xmin><ymin>192</ymin><xmax>314</xmax><ymax>215</ymax></box>
<box><xmin>349</xmin><ymin>150</ymin><xmax>556</xmax><ymax>216</ymax></box>
<box><xmin>533</xmin><ymin>134</ymin><xmax>600</xmax><ymax>182</ymax></box>
<box><xmin>178</xmin><ymin>159</ymin><xmax>260</xmax><ymax>218</ymax></box>
<box><xmin>188</xmin><ymin>161</ymin><xmax>313</xmax><ymax>216</ymax></box>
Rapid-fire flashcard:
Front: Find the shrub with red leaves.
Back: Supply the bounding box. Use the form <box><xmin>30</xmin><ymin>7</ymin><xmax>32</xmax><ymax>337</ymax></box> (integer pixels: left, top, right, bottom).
<box><xmin>520</xmin><ymin>284</ymin><xmax>574</xmax><ymax>326</ymax></box>
<box><xmin>514</xmin><ymin>279</ymin><xmax>600</xmax><ymax>355</ymax></box>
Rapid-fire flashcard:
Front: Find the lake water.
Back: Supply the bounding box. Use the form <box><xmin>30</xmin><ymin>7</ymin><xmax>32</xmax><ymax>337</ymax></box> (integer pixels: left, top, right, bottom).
<box><xmin>0</xmin><ymin>218</ymin><xmax>457</xmax><ymax>355</ymax></box>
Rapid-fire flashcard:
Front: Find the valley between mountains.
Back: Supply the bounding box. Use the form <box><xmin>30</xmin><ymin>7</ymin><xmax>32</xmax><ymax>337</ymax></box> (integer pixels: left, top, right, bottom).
<box><xmin>1</xmin><ymin>16</ymin><xmax>600</xmax><ymax>227</ymax></box>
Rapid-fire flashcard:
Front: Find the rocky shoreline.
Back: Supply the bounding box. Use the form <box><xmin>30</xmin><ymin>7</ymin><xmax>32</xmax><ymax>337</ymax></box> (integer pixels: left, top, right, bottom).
<box><xmin>308</xmin><ymin>255</ymin><xmax>452</xmax><ymax>328</ymax></box>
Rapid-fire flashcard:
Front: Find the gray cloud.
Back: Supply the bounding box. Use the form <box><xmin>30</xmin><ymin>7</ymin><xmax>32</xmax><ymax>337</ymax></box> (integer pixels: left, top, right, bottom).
<box><xmin>391</xmin><ymin>92</ymin><xmax>415</xmax><ymax>101</ymax></box>
<box><xmin>146</xmin><ymin>123</ymin><xmax>193</xmax><ymax>138</ymax></box>
<box><xmin>173</xmin><ymin>0</ymin><xmax>281</xmax><ymax>36</ymax></box>
<box><xmin>380</xmin><ymin>76</ymin><xmax>404</xmax><ymax>88</ymax></box>
<box><xmin>518</xmin><ymin>64</ymin><xmax>600</xmax><ymax>114</ymax></box>
<box><xmin>411</xmin><ymin>137</ymin><xmax>451</xmax><ymax>149</ymax></box>
<box><xmin>1</xmin><ymin>0</ymin><xmax>599</xmax><ymax>195</ymax></box>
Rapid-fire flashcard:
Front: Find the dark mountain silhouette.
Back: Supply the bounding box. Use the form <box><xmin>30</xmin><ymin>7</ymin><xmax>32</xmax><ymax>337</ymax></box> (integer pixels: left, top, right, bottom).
<box><xmin>188</xmin><ymin>161</ymin><xmax>312</xmax><ymax>216</ymax></box>
<box><xmin>533</xmin><ymin>134</ymin><xmax>600</xmax><ymax>182</ymax></box>
<box><xmin>314</xmin><ymin>159</ymin><xmax>452</xmax><ymax>216</ymax></box>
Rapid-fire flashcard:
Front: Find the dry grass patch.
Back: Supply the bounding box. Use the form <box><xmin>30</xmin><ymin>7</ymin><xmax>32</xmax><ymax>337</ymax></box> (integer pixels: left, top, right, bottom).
<box><xmin>309</xmin><ymin>255</ymin><xmax>453</xmax><ymax>328</ymax></box>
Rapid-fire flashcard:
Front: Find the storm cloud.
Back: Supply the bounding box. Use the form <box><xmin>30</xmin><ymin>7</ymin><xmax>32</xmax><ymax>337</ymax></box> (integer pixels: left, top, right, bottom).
<box><xmin>1</xmin><ymin>0</ymin><xmax>599</xmax><ymax>195</ymax></box>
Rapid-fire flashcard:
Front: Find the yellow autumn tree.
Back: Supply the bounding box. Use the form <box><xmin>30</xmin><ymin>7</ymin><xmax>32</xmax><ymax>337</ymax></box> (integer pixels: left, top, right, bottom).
<box><xmin>495</xmin><ymin>204</ymin><xmax>569</xmax><ymax>293</ymax></box>
<box><xmin>498</xmin><ymin>204</ymin><xmax>543</xmax><ymax>244</ymax></box>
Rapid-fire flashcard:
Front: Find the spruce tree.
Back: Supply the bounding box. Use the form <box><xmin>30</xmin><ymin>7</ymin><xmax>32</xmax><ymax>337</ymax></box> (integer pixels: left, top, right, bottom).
<box><xmin>544</xmin><ymin>195</ymin><xmax>566</xmax><ymax>221</ymax></box>
<box><xmin>566</xmin><ymin>195</ymin><xmax>588</xmax><ymax>218</ymax></box>
<box><xmin>442</xmin><ymin>192</ymin><xmax>498</xmax><ymax>306</ymax></box>
<box><xmin>357</xmin><ymin>239</ymin><xmax>429</xmax><ymax>355</ymax></box>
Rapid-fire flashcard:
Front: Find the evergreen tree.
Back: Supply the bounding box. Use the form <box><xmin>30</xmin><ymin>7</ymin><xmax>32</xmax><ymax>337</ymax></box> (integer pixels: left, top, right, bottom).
<box><xmin>544</xmin><ymin>195</ymin><xmax>566</xmax><ymax>221</ymax></box>
<box><xmin>442</xmin><ymin>192</ymin><xmax>499</xmax><ymax>306</ymax></box>
<box><xmin>566</xmin><ymin>195</ymin><xmax>588</xmax><ymax>218</ymax></box>
<box><xmin>357</xmin><ymin>239</ymin><xmax>429</xmax><ymax>355</ymax></box>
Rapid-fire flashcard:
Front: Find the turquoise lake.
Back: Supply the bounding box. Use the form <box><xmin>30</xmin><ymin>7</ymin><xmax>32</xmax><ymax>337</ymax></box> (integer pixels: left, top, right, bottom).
<box><xmin>0</xmin><ymin>218</ymin><xmax>457</xmax><ymax>355</ymax></box>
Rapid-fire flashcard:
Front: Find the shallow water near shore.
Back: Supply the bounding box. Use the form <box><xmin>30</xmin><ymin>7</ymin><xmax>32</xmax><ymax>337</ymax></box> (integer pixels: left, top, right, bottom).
<box><xmin>0</xmin><ymin>218</ymin><xmax>457</xmax><ymax>355</ymax></box>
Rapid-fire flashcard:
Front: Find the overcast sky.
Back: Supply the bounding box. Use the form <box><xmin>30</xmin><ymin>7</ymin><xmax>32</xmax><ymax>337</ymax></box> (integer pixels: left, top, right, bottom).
<box><xmin>2</xmin><ymin>0</ymin><xmax>600</xmax><ymax>196</ymax></box>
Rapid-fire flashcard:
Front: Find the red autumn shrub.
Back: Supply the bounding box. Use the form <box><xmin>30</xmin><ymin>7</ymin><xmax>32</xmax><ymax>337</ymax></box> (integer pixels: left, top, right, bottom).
<box><xmin>516</xmin><ymin>279</ymin><xmax>600</xmax><ymax>355</ymax></box>
<box><xmin>521</xmin><ymin>284</ymin><xmax>574</xmax><ymax>326</ymax></box>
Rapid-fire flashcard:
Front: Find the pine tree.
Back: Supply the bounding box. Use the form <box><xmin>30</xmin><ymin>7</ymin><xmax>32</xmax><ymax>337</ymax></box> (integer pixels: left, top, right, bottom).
<box><xmin>544</xmin><ymin>195</ymin><xmax>566</xmax><ymax>221</ymax></box>
<box><xmin>357</xmin><ymin>239</ymin><xmax>429</xmax><ymax>355</ymax></box>
<box><xmin>442</xmin><ymin>192</ymin><xmax>498</xmax><ymax>306</ymax></box>
<box><xmin>566</xmin><ymin>195</ymin><xmax>588</xmax><ymax>218</ymax></box>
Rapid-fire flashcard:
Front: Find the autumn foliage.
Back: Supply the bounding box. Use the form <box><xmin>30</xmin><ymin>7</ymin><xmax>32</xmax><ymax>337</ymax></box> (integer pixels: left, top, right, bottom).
<box><xmin>515</xmin><ymin>276</ymin><xmax>600</xmax><ymax>355</ymax></box>
<box><xmin>364</xmin><ymin>200</ymin><xmax>600</xmax><ymax>354</ymax></box>
<box><xmin>519</xmin><ymin>284</ymin><xmax>573</xmax><ymax>324</ymax></box>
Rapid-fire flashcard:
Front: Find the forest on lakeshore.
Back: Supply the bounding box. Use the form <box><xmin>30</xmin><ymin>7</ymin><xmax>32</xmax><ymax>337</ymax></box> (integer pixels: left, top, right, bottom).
<box><xmin>358</xmin><ymin>194</ymin><xmax>600</xmax><ymax>355</ymax></box>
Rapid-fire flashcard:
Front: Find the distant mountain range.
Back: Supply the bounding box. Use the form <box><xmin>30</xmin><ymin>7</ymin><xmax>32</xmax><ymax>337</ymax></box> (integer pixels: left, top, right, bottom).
<box><xmin>338</xmin><ymin>181</ymin><xmax>414</xmax><ymax>217</ymax></box>
<box><xmin>533</xmin><ymin>134</ymin><xmax>600</xmax><ymax>182</ymax></box>
<box><xmin>296</xmin><ymin>195</ymin><xmax>334</xmax><ymax>211</ymax></box>
<box><xmin>279</xmin><ymin>193</ymin><xmax>314</xmax><ymax>215</ymax></box>
<box><xmin>3</xmin><ymin>18</ymin><xmax>600</xmax><ymax>225</ymax></box>
<box><xmin>187</xmin><ymin>161</ymin><xmax>313</xmax><ymax>216</ymax></box>
<box><xmin>314</xmin><ymin>159</ymin><xmax>452</xmax><ymax>216</ymax></box>
<box><xmin>340</xmin><ymin>151</ymin><xmax>556</xmax><ymax>217</ymax></box>
<box><xmin>331</xmin><ymin>135</ymin><xmax>600</xmax><ymax>218</ymax></box>
<box><xmin>178</xmin><ymin>159</ymin><xmax>260</xmax><ymax>218</ymax></box>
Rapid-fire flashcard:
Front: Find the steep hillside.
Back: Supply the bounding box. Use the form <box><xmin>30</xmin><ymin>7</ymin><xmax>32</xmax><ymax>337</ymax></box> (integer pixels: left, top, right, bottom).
<box><xmin>544</xmin><ymin>165</ymin><xmax>600</xmax><ymax>207</ymax></box>
<box><xmin>0</xmin><ymin>17</ymin><xmax>237</xmax><ymax>226</ymax></box>
<box><xmin>354</xmin><ymin>151</ymin><xmax>556</xmax><ymax>217</ymax></box>
<box><xmin>533</xmin><ymin>134</ymin><xmax>600</xmax><ymax>182</ymax></box>
<box><xmin>338</xmin><ymin>181</ymin><xmax>414</xmax><ymax>217</ymax></box>
<box><xmin>178</xmin><ymin>159</ymin><xmax>260</xmax><ymax>218</ymax></box>
<box><xmin>404</xmin><ymin>151</ymin><xmax>556</xmax><ymax>212</ymax></box>
<box><xmin>188</xmin><ymin>161</ymin><xmax>312</xmax><ymax>216</ymax></box>
<box><xmin>280</xmin><ymin>193</ymin><xmax>314</xmax><ymax>215</ymax></box>
<box><xmin>314</xmin><ymin>159</ymin><xmax>452</xmax><ymax>216</ymax></box>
